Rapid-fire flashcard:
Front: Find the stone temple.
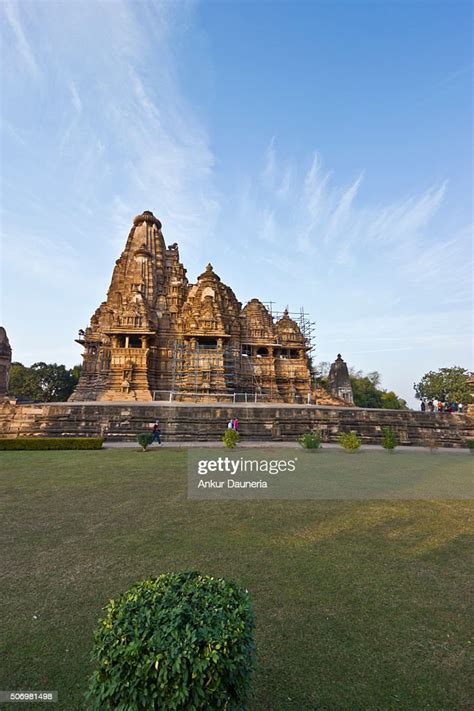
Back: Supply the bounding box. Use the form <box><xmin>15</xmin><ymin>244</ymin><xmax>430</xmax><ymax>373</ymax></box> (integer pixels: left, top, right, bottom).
<box><xmin>329</xmin><ymin>354</ymin><xmax>354</xmax><ymax>405</ymax></box>
<box><xmin>71</xmin><ymin>211</ymin><xmax>313</xmax><ymax>403</ymax></box>
<box><xmin>0</xmin><ymin>327</ymin><xmax>12</xmax><ymax>400</ymax></box>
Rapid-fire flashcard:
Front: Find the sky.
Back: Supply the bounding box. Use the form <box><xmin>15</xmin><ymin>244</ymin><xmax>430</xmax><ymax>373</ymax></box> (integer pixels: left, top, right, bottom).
<box><xmin>1</xmin><ymin>0</ymin><xmax>472</xmax><ymax>407</ymax></box>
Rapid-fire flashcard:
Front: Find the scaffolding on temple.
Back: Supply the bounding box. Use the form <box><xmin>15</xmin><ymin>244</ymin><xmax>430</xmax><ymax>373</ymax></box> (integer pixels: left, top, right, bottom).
<box><xmin>263</xmin><ymin>304</ymin><xmax>317</xmax><ymax>359</ymax></box>
<box><xmin>152</xmin><ymin>304</ymin><xmax>317</xmax><ymax>402</ymax></box>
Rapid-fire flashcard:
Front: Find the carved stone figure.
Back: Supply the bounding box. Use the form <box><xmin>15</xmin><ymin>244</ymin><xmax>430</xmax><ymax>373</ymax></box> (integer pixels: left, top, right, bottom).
<box><xmin>71</xmin><ymin>211</ymin><xmax>313</xmax><ymax>402</ymax></box>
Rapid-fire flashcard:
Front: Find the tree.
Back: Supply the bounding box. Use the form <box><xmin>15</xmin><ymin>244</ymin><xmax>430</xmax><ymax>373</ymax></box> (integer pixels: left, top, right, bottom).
<box><xmin>313</xmin><ymin>361</ymin><xmax>331</xmax><ymax>390</ymax></box>
<box><xmin>381</xmin><ymin>391</ymin><xmax>407</xmax><ymax>410</ymax></box>
<box><xmin>414</xmin><ymin>367</ymin><xmax>471</xmax><ymax>404</ymax></box>
<box><xmin>8</xmin><ymin>362</ymin><xmax>81</xmax><ymax>402</ymax></box>
<box><xmin>9</xmin><ymin>363</ymin><xmax>43</xmax><ymax>401</ymax></box>
<box><xmin>350</xmin><ymin>375</ymin><xmax>383</xmax><ymax>408</ymax></box>
<box><xmin>349</xmin><ymin>369</ymin><xmax>407</xmax><ymax>409</ymax></box>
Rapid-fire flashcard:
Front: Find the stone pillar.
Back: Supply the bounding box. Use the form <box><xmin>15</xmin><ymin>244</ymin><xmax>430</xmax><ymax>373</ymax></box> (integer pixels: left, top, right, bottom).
<box><xmin>0</xmin><ymin>327</ymin><xmax>12</xmax><ymax>399</ymax></box>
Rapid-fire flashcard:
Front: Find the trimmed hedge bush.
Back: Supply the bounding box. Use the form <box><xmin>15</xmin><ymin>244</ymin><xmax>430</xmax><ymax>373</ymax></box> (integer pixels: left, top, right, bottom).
<box><xmin>298</xmin><ymin>431</ymin><xmax>322</xmax><ymax>449</ymax></box>
<box><xmin>0</xmin><ymin>437</ymin><xmax>103</xmax><ymax>451</ymax></box>
<box><xmin>86</xmin><ymin>571</ymin><xmax>255</xmax><ymax>710</ymax></box>
<box><xmin>137</xmin><ymin>432</ymin><xmax>154</xmax><ymax>451</ymax></box>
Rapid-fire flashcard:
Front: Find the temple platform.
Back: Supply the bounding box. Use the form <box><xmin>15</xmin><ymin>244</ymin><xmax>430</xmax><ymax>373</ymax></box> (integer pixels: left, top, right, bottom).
<box><xmin>1</xmin><ymin>401</ymin><xmax>472</xmax><ymax>448</ymax></box>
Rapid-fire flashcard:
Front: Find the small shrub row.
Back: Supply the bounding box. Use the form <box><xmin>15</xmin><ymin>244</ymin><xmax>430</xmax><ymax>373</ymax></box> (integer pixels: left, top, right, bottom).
<box><xmin>0</xmin><ymin>437</ymin><xmax>104</xmax><ymax>451</ymax></box>
<box><xmin>86</xmin><ymin>571</ymin><xmax>255</xmax><ymax>710</ymax></box>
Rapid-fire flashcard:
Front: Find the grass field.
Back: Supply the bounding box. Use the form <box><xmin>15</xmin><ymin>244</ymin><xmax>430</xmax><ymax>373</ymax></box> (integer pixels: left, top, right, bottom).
<box><xmin>1</xmin><ymin>449</ymin><xmax>473</xmax><ymax>710</ymax></box>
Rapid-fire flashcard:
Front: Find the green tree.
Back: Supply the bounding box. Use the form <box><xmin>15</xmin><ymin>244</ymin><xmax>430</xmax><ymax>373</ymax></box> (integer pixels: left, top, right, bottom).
<box><xmin>414</xmin><ymin>367</ymin><xmax>471</xmax><ymax>403</ymax></box>
<box><xmin>348</xmin><ymin>370</ymin><xmax>407</xmax><ymax>409</ymax></box>
<box><xmin>381</xmin><ymin>391</ymin><xmax>407</xmax><ymax>410</ymax></box>
<box><xmin>313</xmin><ymin>361</ymin><xmax>330</xmax><ymax>389</ymax></box>
<box><xmin>350</xmin><ymin>375</ymin><xmax>383</xmax><ymax>408</ymax></box>
<box><xmin>9</xmin><ymin>363</ymin><xmax>43</xmax><ymax>401</ymax></box>
<box><xmin>8</xmin><ymin>362</ymin><xmax>81</xmax><ymax>402</ymax></box>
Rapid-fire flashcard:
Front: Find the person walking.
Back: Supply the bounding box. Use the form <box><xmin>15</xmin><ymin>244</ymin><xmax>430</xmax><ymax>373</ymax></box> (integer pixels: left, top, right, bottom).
<box><xmin>233</xmin><ymin>417</ymin><xmax>239</xmax><ymax>431</ymax></box>
<box><xmin>151</xmin><ymin>421</ymin><xmax>162</xmax><ymax>445</ymax></box>
<box><xmin>421</xmin><ymin>401</ymin><xmax>426</xmax><ymax>412</ymax></box>
<box><xmin>428</xmin><ymin>400</ymin><xmax>434</xmax><ymax>413</ymax></box>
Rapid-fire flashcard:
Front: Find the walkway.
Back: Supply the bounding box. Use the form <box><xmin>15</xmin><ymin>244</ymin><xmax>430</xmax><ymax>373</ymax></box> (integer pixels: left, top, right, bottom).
<box><xmin>103</xmin><ymin>441</ymin><xmax>471</xmax><ymax>454</ymax></box>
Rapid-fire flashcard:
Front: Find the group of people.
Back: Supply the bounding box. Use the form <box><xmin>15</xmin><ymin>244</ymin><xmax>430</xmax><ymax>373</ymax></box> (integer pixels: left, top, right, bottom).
<box><xmin>421</xmin><ymin>400</ymin><xmax>464</xmax><ymax>413</ymax></box>
<box><xmin>227</xmin><ymin>417</ymin><xmax>239</xmax><ymax>431</ymax></box>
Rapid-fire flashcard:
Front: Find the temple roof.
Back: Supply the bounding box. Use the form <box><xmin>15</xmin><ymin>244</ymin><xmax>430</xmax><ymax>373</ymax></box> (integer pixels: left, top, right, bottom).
<box><xmin>133</xmin><ymin>210</ymin><xmax>162</xmax><ymax>229</ymax></box>
<box><xmin>197</xmin><ymin>263</ymin><xmax>221</xmax><ymax>282</ymax></box>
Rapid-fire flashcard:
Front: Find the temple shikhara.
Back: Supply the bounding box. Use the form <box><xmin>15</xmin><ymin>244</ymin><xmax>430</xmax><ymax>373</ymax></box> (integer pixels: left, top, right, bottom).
<box><xmin>71</xmin><ymin>211</ymin><xmax>314</xmax><ymax>402</ymax></box>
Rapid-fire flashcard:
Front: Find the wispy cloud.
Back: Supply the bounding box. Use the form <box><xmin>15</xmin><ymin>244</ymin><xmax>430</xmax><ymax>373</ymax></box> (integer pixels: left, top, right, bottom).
<box><xmin>2</xmin><ymin>0</ymin><xmax>39</xmax><ymax>78</ymax></box>
<box><xmin>233</xmin><ymin>139</ymin><xmax>463</xmax><ymax>290</ymax></box>
<box><xmin>1</xmin><ymin>0</ymin><xmax>219</xmax><ymax>362</ymax></box>
<box><xmin>68</xmin><ymin>81</ymin><xmax>82</xmax><ymax>114</ymax></box>
<box><xmin>2</xmin><ymin>0</ymin><xmax>218</xmax><ymax>252</ymax></box>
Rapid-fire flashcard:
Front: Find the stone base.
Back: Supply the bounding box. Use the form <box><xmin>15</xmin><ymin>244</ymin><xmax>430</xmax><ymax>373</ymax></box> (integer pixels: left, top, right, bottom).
<box><xmin>1</xmin><ymin>401</ymin><xmax>473</xmax><ymax>447</ymax></box>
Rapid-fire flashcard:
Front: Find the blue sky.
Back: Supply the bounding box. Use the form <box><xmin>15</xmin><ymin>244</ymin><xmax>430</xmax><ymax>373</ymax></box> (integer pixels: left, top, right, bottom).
<box><xmin>1</xmin><ymin>0</ymin><xmax>472</xmax><ymax>406</ymax></box>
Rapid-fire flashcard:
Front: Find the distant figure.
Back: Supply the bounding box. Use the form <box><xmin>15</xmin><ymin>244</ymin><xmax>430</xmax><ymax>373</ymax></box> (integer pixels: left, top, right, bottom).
<box><xmin>437</xmin><ymin>401</ymin><xmax>444</xmax><ymax>413</ymax></box>
<box><xmin>458</xmin><ymin>403</ymin><xmax>463</xmax><ymax>413</ymax></box>
<box><xmin>420</xmin><ymin>401</ymin><xmax>426</xmax><ymax>412</ymax></box>
<box><xmin>428</xmin><ymin>400</ymin><xmax>434</xmax><ymax>413</ymax></box>
<box><xmin>152</xmin><ymin>421</ymin><xmax>162</xmax><ymax>445</ymax></box>
<box><xmin>227</xmin><ymin>419</ymin><xmax>234</xmax><ymax>429</ymax></box>
<box><xmin>233</xmin><ymin>417</ymin><xmax>239</xmax><ymax>431</ymax></box>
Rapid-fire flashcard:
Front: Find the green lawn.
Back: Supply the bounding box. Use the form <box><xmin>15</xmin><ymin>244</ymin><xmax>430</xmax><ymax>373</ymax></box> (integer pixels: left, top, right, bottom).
<box><xmin>1</xmin><ymin>449</ymin><xmax>473</xmax><ymax>710</ymax></box>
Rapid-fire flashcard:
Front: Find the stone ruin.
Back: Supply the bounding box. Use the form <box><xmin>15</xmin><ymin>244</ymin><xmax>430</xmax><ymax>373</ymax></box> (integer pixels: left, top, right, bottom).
<box><xmin>71</xmin><ymin>211</ymin><xmax>315</xmax><ymax>403</ymax></box>
<box><xmin>0</xmin><ymin>327</ymin><xmax>12</xmax><ymax>399</ymax></box>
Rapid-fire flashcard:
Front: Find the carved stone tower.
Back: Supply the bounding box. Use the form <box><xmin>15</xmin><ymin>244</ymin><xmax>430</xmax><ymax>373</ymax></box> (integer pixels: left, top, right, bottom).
<box><xmin>71</xmin><ymin>211</ymin><xmax>313</xmax><ymax>402</ymax></box>
<box><xmin>328</xmin><ymin>353</ymin><xmax>354</xmax><ymax>404</ymax></box>
<box><xmin>0</xmin><ymin>327</ymin><xmax>12</xmax><ymax>399</ymax></box>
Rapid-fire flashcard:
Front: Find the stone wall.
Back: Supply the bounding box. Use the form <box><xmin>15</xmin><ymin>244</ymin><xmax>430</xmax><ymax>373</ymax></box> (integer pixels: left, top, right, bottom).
<box><xmin>1</xmin><ymin>401</ymin><xmax>472</xmax><ymax>447</ymax></box>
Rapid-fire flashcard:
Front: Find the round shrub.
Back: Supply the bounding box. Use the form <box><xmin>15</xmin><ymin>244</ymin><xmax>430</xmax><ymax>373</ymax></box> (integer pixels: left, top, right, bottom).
<box><xmin>222</xmin><ymin>429</ymin><xmax>240</xmax><ymax>448</ymax></box>
<box><xmin>137</xmin><ymin>432</ymin><xmax>153</xmax><ymax>451</ymax></box>
<box><xmin>298</xmin><ymin>432</ymin><xmax>322</xmax><ymax>449</ymax></box>
<box><xmin>86</xmin><ymin>571</ymin><xmax>255</xmax><ymax>710</ymax></box>
<box><xmin>338</xmin><ymin>431</ymin><xmax>361</xmax><ymax>451</ymax></box>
